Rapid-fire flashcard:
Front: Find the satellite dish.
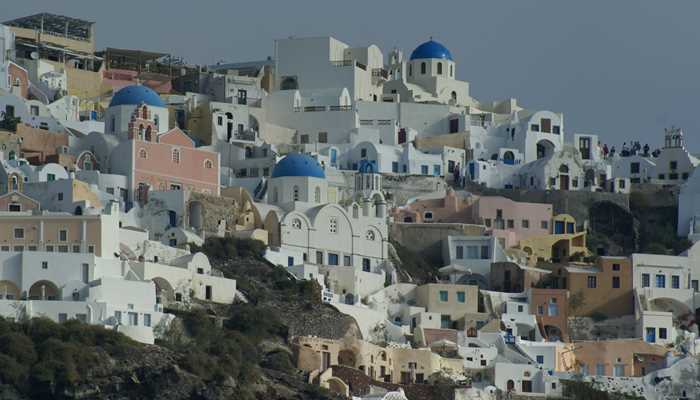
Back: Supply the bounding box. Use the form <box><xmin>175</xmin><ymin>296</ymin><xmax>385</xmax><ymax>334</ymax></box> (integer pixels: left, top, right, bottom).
<box><xmin>30</xmin><ymin>51</ymin><xmax>39</xmax><ymax>60</ymax></box>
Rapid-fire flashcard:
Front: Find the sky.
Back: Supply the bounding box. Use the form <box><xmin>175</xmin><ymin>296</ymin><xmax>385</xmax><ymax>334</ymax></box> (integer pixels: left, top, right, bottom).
<box><xmin>2</xmin><ymin>1</ymin><xmax>700</xmax><ymax>149</ymax></box>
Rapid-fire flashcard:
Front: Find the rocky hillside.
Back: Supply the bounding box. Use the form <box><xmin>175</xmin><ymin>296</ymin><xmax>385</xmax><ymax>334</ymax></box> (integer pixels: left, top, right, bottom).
<box><xmin>0</xmin><ymin>237</ymin><xmax>353</xmax><ymax>400</ymax></box>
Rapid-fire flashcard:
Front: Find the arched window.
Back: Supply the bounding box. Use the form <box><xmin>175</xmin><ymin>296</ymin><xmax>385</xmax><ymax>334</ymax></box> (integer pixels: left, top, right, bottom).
<box><xmin>8</xmin><ymin>150</ymin><xmax>15</xmax><ymax>160</ymax></box>
<box><xmin>353</xmin><ymin>204</ymin><xmax>359</xmax><ymax>218</ymax></box>
<box><xmin>293</xmin><ymin>185</ymin><xmax>299</xmax><ymax>201</ymax></box>
<box><xmin>172</xmin><ymin>149</ymin><xmax>180</xmax><ymax>163</ymax></box>
<box><xmin>139</xmin><ymin>148</ymin><xmax>148</xmax><ymax>159</ymax></box>
<box><xmin>10</xmin><ymin>175</ymin><xmax>18</xmax><ymax>191</ymax></box>
<box><xmin>559</xmin><ymin>164</ymin><xmax>569</xmax><ymax>173</ymax></box>
<box><xmin>451</xmin><ymin>91</ymin><xmax>457</xmax><ymax>103</ymax></box>
<box><xmin>145</xmin><ymin>126</ymin><xmax>152</xmax><ymax>141</ymax></box>
<box><xmin>314</xmin><ymin>186</ymin><xmax>321</xmax><ymax>203</ymax></box>
<box><xmin>138</xmin><ymin>125</ymin><xmax>144</xmax><ymax>140</ymax></box>
<box><xmin>110</xmin><ymin>116</ymin><xmax>116</xmax><ymax>133</ymax></box>
<box><xmin>273</xmin><ymin>187</ymin><xmax>279</xmax><ymax>203</ymax></box>
<box><xmin>409</xmin><ymin>64</ymin><xmax>412</xmax><ymax>76</ymax></box>
<box><xmin>437</xmin><ymin>62</ymin><xmax>443</xmax><ymax>75</ymax></box>
<box><xmin>204</xmin><ymin>159</ymin><xmax>213</xmax><ymax>169</ymax></box>
<box><xmin>450</xmin><ymin>64</ymin><xmax>453</xmax><ymax>77</ymax></box>
<box><xmin>142</xmin><ymin>105</ymin><xmax>148</xmax><ymax>119</ymax></box>
<box><xmin>421</xmin><ymin>62</ymin><xmax>426</xmax><ymax>74</ymax></box>
<box><xmin>154</xmin><ymin>115</ymin><xmax>159</xmax><ymax>129</ymax></box>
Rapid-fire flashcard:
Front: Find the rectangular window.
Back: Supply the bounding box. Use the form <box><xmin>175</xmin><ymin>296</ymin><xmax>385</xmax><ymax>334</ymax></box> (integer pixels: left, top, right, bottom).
<box><xmin>612</xmin><ymin>263</ymin><xmax>621</xmax><ymax>271</ymax></box>
<box><xmin>440</xmin><ymin>314</ymin><xmax>451</xmax><ymax>329</ymax></box>
<box><xmin>41</xmin><ymin>261</ymin><xmax>48</xmax><ymax>269</ymax></box>
<box><xmin>507</xmin><ymin>219</ymin><xmax>514</xmax><ymax>229</ymax></box>
<box><xmin>58</xmin><ymin>313</ymin><xmax>67</xmax><ymax>323</ymax></box>
<box><xmin>613</xmin><ymin>364</ymin><xmax>625</xmax><ymax>377</ymax></box>
<box><xmin>59</xmin><ymin>230</ymin><xmax>67</xmax><ymax>242</ymax></box>
<box><xmin>457</xmin><ymin>292</ymin><xmax>465</xmax><ymax>303</ymax></box>
<box><xmin>587</xmin><ymin>276</ymin><xmax>597</xmax><ymax>289</ymax></box>
<box><xmin>540</xmin><ymin>118</ymin><xmax>552</xmax><ymax>133</ymax></box>
<box><xmin>344</xmin><ymin>255</ymin><xmax>351</xmax><ymax>266</ymax></box>
<box><xmin>456</xmin><ymin>246</ymin><xmax>464</xmax><ymax>259</ymax></box>
<box><xmin>659</xmin><ymin>327</ymin><xmax>667</xmax><ymax>339</ymax></box>
<box><xmin>316</xmin><ymin>251</ymin><xmax>323</xmax><ymax>265</ymax></box>
<box><xmin>317</xmin><ymin>132</ymin><xmax>327</xmax><ymax>143</ymax></box>
<box><xmin>72</xmin><ymin>245</ymin><xmax>80</xmax><ymax>253</ymax></box>
<box><xmin>128</xmin><ymin>312</ymin><xmax>138</xmax><ymax>326</ymax></box>
<box><xmin>421</xmin><ymin>165</ymin><xmax>429</xmax><ymax>175</ymax></box>
<box><xmin>58</xmin><ymin>245</ymin><xmax>69</xmax><ymax>253</ymax></box>
<box><xmin>631</xmin><ymin>163</ymin><xmax>640</xmax><ymax>174</ymax></box>
<box><xmin>672</xmin><ymin>275</ymin><xmax>680</xmax><ymax>289</ymax></box>
<box><xmin>433</xmin><ymin>165</ymin><xmax>441</xmax><ymax>176</ymax></box>
<box><xmin>467</xmin><ymin>246</ymin><xmax>479</xmax><ymax>259</ymax></box>
<box><xmin>13</xmin><ymin>228</ymin><xmax>24</xmax><ymax>239</ymax></box>
<box><xmin>612</xmin><ymin>276</ymin><xmax>620</xmax><ymax>288</ymax></box>
<box><xmin>45</xmin><ymin>245</ymin><xmax>54</xmax><ymax>252</ymax></box>
<box><xmin>596</xmin><ymin>363</ymin><xmax>605</xmax><ymax>376</ymax></box>
<box><xmin>8</xmin><ymin>204</ymin><xmax>20</xmax><ymax>212</ymax></box>
<box><xmin>548</xmin><ymin>302</ymin><xmax>559</xmax><ymax>316</ymax></box>
<box><xmin>522</xmin><ymin>219</ymin><xmax>529</xmax><ymax>228</ymax></box>
<box><xmin>114</xmin><ymin>311</ymin><xmax>122</xmax><ymax>323</ymax></box>
<box><xmin>693</xmin><ymin>280</ymin><xmax>699</xmax><ymax>292</ymax></box>
<box><xmin>480</xmin><ymin>245</ymin><xmax>489</xmax><ymax>259</ymax></box>
<box><xmin>47</xmin><ymin>173</ymin><xmax>56</xmax><ymax>181</ymax></box>
<box><xmin>656</xmin><ymin>274</ymin><xmax>666</xmax><ymax>288</ymax></box>
<box><xmin>439</xmin><ymin>291</ymin><xmax>448</xmax><ymax>302</ymax></box>
<box><xmin>536</xmin><ymin>355</ymin><xmax>544</xmax><ymax>364</ymax></box>
<box><xmin>530</xmin><ymin>124</ymin><xmax>540</xmax><ymax>132</ymax></box>
<box><xmin>392</xmin><ymin>162</ymin><xmax>399</xmax><ymax>173</ymax></box>
<box><xmin>484</xmin><ymin>218</ymin><xmax>491</xmax><ymax>228</ymax></box>
<box><xmin>143</xmin><ymin>314</ymin><xmax>151</xmax><ymax>327</ymax></box>
<box><xmin>362</xmin><ymin>258</ymin><xmax>370</xmax><ymax>272</ymax></box>
<box><xmin>670</xmin><ymin>161</ymin><xmax>678</xmax><ymax>170</ymax></box>
<box><xmin>88</xmin><ymin>245</ymin><xmax>95</xmax><ymax>254</ymax></box>
<box><xmin>642</xmin><ymin>273</ymin><xmax>650</xmax><ymax>288</ymax></box>
<box><xmin>541</xmin><ymin>220</ymin><xmax>548</xmax><ymax>230</ymax></box>
<box><xmin>328</xmin><ymin>253</ymin><xmax>339</xmax><ymax>266</ymax></box>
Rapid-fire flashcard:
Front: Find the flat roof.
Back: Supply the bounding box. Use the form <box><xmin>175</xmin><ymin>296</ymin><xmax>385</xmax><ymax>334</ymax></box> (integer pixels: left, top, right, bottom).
<box><xmin>4</xmin><ymin>13</ymin><xmax>93</xmax><ymax>40</ymax></box>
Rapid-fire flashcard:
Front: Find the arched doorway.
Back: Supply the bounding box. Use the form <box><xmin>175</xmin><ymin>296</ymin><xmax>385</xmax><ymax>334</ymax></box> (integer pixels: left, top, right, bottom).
<box><xmin>507</xmin><ymin>379</ymin><xmax>515</xmax><ymax>391</ymax></box>
<box><xmin>544</xmin><ymin>325</ymin><xmax>563</xmax><ymax>341</ymax></box>
<box><xmin>74</xmin><ymin>206</ymin><xmax>83</xmax><ymax>216</ymax></box>
<box><xmin>536</xmin><ymin>139</ymin><xmax>555</xmax><ymax>159</ymax></box>
<box><xmin>345</xmin><ymin>293</ymin><xmax>354</xmax><ymax>305</ymax></box>
<box><xmin>152</xmin><ymin>277</ymin><xmax>174</xmax><ymax>305</ymax></box>
<box><xmin>559</xmin><ymin>164</ymin><xmax>570</xmax><ymax>190</ymax></box>
<box><xmin>189</xmin><ymin>201</ymin><xmax>203</xmax><ymax>230</ymax></box>
<box><xmin>338</xmin><ymin>349</ymin><xmax>356</xmax><ymax>367</ymax></box>
<box><xmin>503</xmin><ymin>151</ymin><xmax>515</xmax><ymax>165</ymax></box>
<box><xmin>28</xmin><ymin>280</ymin><xmax>60</xmax><ymax>300</ymax></box>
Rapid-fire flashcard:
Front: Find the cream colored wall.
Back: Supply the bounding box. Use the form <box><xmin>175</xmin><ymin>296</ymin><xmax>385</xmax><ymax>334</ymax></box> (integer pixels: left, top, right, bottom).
<box><xmin>0</xmin><ymin>217</ymin><xmax>102</xmax><ymax>255</ymax></box>
<box><xmin>416</xmin><ymin>283</ymin><xmax>479</xmax><ymax>321</ymax></box>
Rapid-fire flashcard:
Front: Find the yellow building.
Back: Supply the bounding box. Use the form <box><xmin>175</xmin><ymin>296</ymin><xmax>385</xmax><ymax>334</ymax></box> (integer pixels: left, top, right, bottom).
<box><xmin>295</xmin><ymin>336</ymin><xmax>463</xmax><ymax>385</ymax></box>
<box><xmin>517</xmin><ymin>214</ymin><xmax>588</xmax><ymax>264</ymax></box>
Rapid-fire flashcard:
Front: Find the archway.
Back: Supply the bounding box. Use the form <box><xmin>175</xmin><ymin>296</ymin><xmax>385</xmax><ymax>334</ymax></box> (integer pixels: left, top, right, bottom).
<box><xmin>552</xmin><ymin>239</ymin><xmax>570</xmax><ymax>262</ymax></box>
<box><xmin>536</xmin><ymin>139</ymin><xmax>555</xmax><ymax>159</ymax></box>
<box><xmin>74</xmin><ymin>206</ymin><xmax>83</xmax><ymax>216</ymax></box>
<box><xmin>145</xmin><ymin>126</ymin><xmax>152</xmax><ymax>142</ymax></box>
<box><xmin>503</xmin><ymin>151</ymin><xmax>515</xmax><ymax>165</ymax></box>
<box><xmin>188</xmin><ymin>201</ymin><xmax>203</xmax><ymax>230</ymax></box>
<box><xmin>338</xmin><ymin>349</ymin><xmax>357</xmax><ymax>367</ymax></box>
<box><xmin>544</xmin><ymin>325</ymin><xmax>563</xmax><ymax>341</ymax></box>
<box><xmin>0</xmin><ymin>280</ymin><xmax>20</xmax><ymax>300</ymax></box>
<box><xmin>152</xmin><ymin>277</ymin><xmax>174</xmax><ymax>305</ymax></box>
<box><xmin>280</xmin><ymin>76</ymin><xmax>298</xmax><ymax>90</ymax></box>
<box><xmin>345</xmin><ymin>293</ymin><xmax>355</xmax><ymax>305</ymax></box>
<box><xmin>507</xmin><ymin>379</ymin><xmax>515</xmax><ymax>391</ymax></box>
<box><xmin>28</xmin><ymin>280</ymin><xmax>60</xmax><ymax>300</ymax></box>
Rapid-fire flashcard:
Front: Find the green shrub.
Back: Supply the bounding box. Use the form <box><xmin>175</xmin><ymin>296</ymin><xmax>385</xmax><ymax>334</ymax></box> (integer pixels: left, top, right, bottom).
<box><xmin>590</xmin><ymin>312</ymin><xmax>608</xmax><ymax>322</ymax></box>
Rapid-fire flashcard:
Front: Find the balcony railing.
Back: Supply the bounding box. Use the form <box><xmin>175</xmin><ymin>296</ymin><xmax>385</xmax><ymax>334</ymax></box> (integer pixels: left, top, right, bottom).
<box><xmin>372</xmin><ymin>68</ymin><xmax>389</xmax><ymax>79</ymax></box>
<box><xmin>330</xmin><ymin>59</ymin><xmax>367</xmax><ymax>70</ymax></box>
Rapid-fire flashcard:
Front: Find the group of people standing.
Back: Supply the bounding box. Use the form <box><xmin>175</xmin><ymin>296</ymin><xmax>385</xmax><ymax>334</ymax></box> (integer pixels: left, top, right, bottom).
<box><xmin>601</xmin><ymin>141</ymin><xmax>656</xmax><ymax>159</ymax></box>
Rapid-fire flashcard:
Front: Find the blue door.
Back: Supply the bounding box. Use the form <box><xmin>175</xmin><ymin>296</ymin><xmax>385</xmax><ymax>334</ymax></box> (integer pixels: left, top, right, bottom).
<box><xmin>646</xmin><ymin>327</ymin><xmax>655</xmax><ymax>343</ymax></box>
<box><xmin>287</xmin><ymin>257</ymin><xmax>294</xmax><ymax>267</ymax></box>
<box><xmin>469</xmin><ymin>162</ymin><xmax>475</xmax><ymax>179</ymax></box>
<box><xmin>330</xmin><ymin>149</ymin><xmax>337</xmax><ymax>166</ymax></box>
<box><xmin>554</xmin><ymin>221</ymin><xmax>565</xmax><ymax>234</ymax></box>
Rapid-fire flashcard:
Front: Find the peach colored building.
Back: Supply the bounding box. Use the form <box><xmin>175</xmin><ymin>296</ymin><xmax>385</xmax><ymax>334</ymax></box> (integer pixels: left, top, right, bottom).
<box><xmin>558</xmin><ymin>340</ymin><xmax>668</xmax><ymax>377</ymax></box>
<box><xmin>530</xmin><ymin>288</ymin><xmax>569</xmax><ymax>342</ymax></box>
<box><xmin>15</xmin><ymin>124</ymin><xmax>70</xmax><ymax>165</ymax></box>
<box><xmin>7</xmin><ymin>62</ymin><xmax>29</xmax><ymax>99</ymax></box>
<box><xmin>111</xmin><ymin>127</ymin><xmax>220</xmax><ymax>204</ymax></box>
<box><xmin>0</xmin><ymin>191</ymin><xmax>39</xmax><ymax>212</ymax></box>
<box><xmin>393</xmin><ymin>188</ymin><xmax>475</xmax><ymax>223</ymax></box>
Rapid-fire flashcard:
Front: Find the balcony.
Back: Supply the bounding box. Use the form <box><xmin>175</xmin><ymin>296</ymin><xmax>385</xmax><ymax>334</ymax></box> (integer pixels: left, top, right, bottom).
<box><xmin>372</xmin><ymin>68</ymin><xmax>389</xmax><ymax>80</ymax></box>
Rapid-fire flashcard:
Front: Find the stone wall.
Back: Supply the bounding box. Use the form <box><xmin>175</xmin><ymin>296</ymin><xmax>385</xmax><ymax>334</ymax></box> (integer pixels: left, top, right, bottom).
<box><xmin>390</xmin><ymin>222</ymin><xmax>485</xmax><ymax>265</ymax></box>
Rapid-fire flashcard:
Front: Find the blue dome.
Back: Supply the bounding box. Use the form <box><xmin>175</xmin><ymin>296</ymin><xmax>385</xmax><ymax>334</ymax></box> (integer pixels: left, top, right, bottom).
<box><xmin>410</xmin><ymin>40</ymin><xmax>453</xmax><ymax>61</ymax></box>
<box><xmin>271</xmin><ymin>153</ymin><xmax>326</xmax><ymax>179</ymax></box>
<box><xmin>109</xmin><ymin>85</ymin><xmax>165</xmax><ymax>108</ymax></box>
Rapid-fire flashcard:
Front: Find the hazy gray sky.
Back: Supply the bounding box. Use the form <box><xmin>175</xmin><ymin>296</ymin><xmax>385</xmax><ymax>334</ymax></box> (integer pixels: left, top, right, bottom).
<box><xmin>2</xmin><ymin>1</ymin><xmax>700</xmax><ymax>149</ymax></box>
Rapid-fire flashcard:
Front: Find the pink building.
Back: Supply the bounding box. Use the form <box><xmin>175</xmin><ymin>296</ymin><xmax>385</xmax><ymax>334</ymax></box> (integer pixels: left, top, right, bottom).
<box><xmin>473</xmin><ymin>196</ymin><xmax>552</xmax><ymax>247</ymax></box>
<box><xmin>113</xmin><ymin>126</ymin><xmax>220</xmax><ymax>204</ymax></box>
<box><xmin>393</xmin><ymin>190</ymin><xmax>553</xmax><ymax>248</ymax></box>
<box><xmin>393</xmin><ymin>188</ymin><xmax>475</xmax><ymax>223</ymax></box>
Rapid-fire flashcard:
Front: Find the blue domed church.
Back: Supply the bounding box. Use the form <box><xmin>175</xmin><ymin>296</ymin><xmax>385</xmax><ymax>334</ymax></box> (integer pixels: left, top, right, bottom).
<box><xmin>260</xmin><ymin>153</ymin><xmax>390</xmax><ymax>302</ymax></box>
<box><xmin>384</xmin><ymin>39</ymin><xmax>472</xmax><ymax>107</ymax></box>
